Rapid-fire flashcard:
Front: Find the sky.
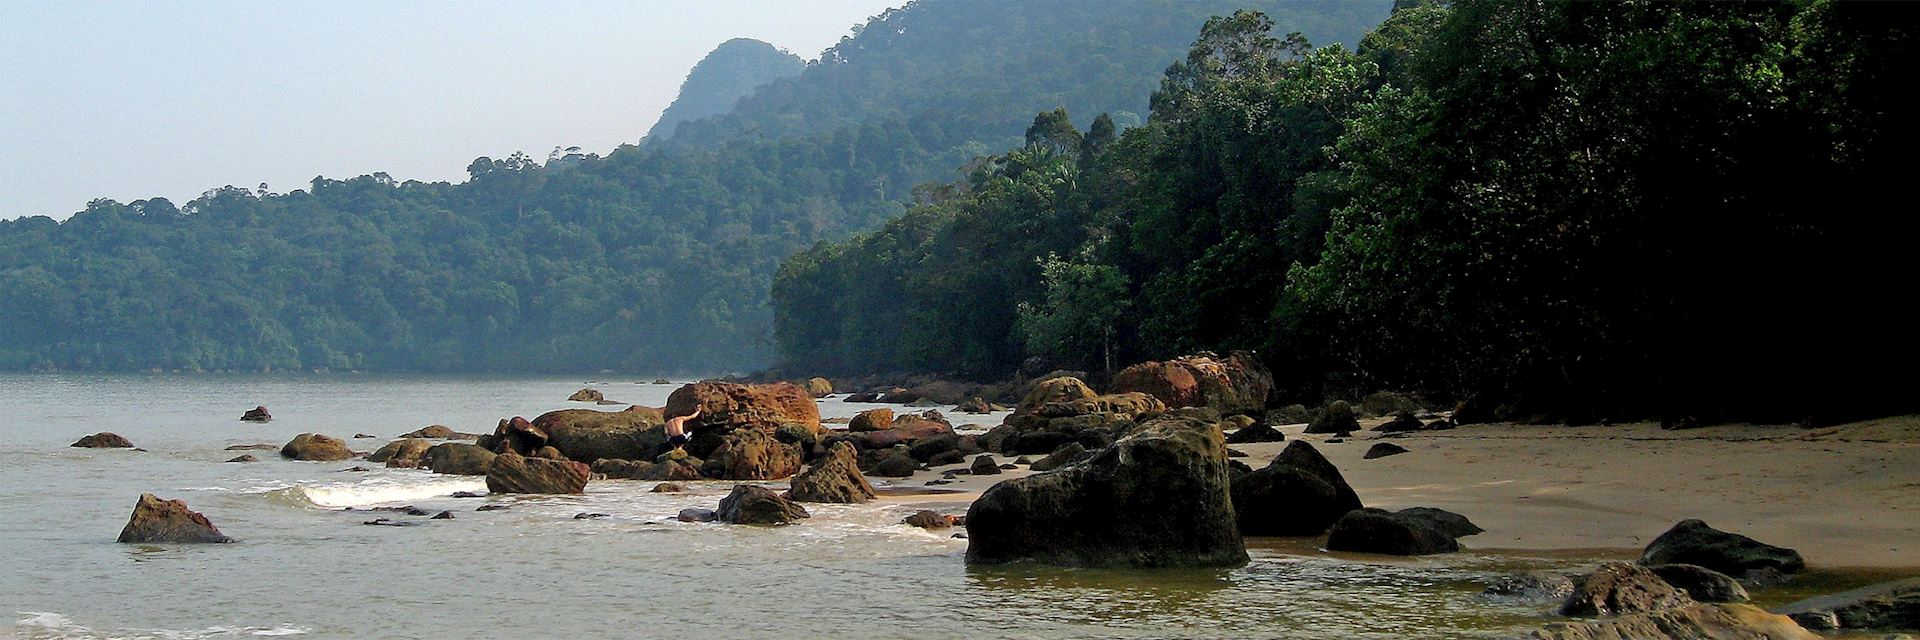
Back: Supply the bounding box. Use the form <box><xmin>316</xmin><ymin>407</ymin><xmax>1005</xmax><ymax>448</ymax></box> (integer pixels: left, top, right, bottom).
<box><xmin>0</xmin><ymin>0</ymin><xmax>901</xmax><ymax>220</ymax></box>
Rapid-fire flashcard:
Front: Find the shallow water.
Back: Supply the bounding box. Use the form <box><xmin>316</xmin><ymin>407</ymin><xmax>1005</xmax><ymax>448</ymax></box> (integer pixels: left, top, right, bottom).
<box><xmin>0</xmin><ymin>373</ymin><xmax>1860</xmax><ymax>639</ymax></box>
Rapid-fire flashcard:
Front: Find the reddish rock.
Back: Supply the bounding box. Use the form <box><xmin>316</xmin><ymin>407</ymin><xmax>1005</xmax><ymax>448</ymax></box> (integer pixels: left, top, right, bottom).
<box><xmin>700</xmin><ymin>428</ymin><xmax>803</xmax><ymax>480</ymax></box>
<box><xmin>849</xmin><ymin>408</ymin><xmax>895</xmax><ymax>432</ymax></box>
<box><xmin>787</xmin><ymin>441</ymin><xmax>876</xmax><ymax>503</ymax></box>
<box><xmin>280</xmin><ymin>434</ymin><xmax>355</xmax><ymax>461</ymax></box>
<box><xmin>485</xmin><ymin>453</ymin><xmax>590</xmax><ymax>494</ymax></box>
<box><xmin>1109</xmin><ymin>352</ymin><xmax>1273</xmax><ymax>415</ymax></box>
<box><xmin>117</xmin><ymin>493</ymin><xmax>232</xmax><ymax>543</ymax></box>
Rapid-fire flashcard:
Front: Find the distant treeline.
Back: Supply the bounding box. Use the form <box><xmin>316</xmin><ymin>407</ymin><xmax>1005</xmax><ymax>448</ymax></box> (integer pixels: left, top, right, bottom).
<box><xmin>0</xmin><ymin>0</ymin><xmax>1385</xmax><ymax>374</ymax></box>
<box><xmin>772</xmin><ymin>0</ymin><xmax>1919</xmax><ymax>421</ymax></box>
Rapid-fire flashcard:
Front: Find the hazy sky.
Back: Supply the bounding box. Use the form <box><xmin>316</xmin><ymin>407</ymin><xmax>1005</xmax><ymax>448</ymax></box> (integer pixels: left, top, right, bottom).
<box><xmin>0</xmin><ymin>0</ymin><xmax>900</xmax><ymax>220</ymax></box>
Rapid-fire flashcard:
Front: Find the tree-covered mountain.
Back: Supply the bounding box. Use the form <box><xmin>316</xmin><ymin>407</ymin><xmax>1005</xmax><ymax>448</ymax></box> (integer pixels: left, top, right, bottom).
<box><xmin>0</xmin><ymin>0</ymin><xmax>1391</xmax><ymax>374</ymax></box>
<box><xmin>773</xmin><ymin>0</ymin><xmax>1919</xmax><ymax>421</ymax></box>
<box><xmin>645</xmin><ymin>38</ymin><xmax>804</xmax><ymax>143</ymax></box>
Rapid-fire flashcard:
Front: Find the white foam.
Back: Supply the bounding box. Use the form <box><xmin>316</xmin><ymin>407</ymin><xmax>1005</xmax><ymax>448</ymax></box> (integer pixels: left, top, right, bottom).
<box><xmin>286</xmin><ymin>477</ymin><xmax>486</xmax><ymax>509</ymax></box>
<box><xmin>12</xmin><ymin>612</ymin><xmax>308</xmax><ymax>640</ymax></box>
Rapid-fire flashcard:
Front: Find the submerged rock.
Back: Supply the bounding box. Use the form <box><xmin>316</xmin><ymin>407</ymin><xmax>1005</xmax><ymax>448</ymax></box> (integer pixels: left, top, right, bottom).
<box><xmin>715</xmin><ymin>484</ymin><xmax>809</xmax><ymax>525</ymax></box>
<box><xmin>280</xmin><ymin>433</ymin><xmax>355</xmax><ymax>461</ymax></box>
<box><xmin>1774</xmin><ymin>577</ymin><xmax>1920</xmax><ymax>632</ymax></box>
<box><xmin>225</xmin><ymin>443</ymin><xmax>278</xmax><ymax>451</ymax></box>
<box><xmin>485</xmin><ymin>453</ymin><xmax>590</xmax><ymax>495</ymax></box>
<box><xmin>965</xmin><ymin>413</ymin><xmax>1246</xmax><ymax>568</ymax></box>
<box><xmin>786</xmin><ymin>442</ymin><xmax>876</xmax><ymax>503</ymax></box>
<box><xmin>567</xmin><ymin>388</ymin><xmax>605</xmax><ymax>402</ymax></box>
<box><xmin>1229</xmin><ymin>440</ymin><xmax>1362</xmax><ymax>536</ymax></box>
<box><xmin>650</xmin><ymin>482</ymin><xmax>685</xmax><ymax>493</ymax></box>
<box><xmin>1526</xmin><ymin>604</ymin><xmax>1817</xmax><ymax>640</ymax></box>
<box><xmin>240</xmin><ymin>406</ymin><xmax>271</xmax><ymax>422</ymax></box>
<box><xmin>399</xmin><ymin>425</ymin><xmax>476</xmax><ymax>440</ymax></box>
<box><xmin>1325</xmin><ymin>508</ymin><xmax>1459</xmax><ymax>556</ymax></box>
<box><xmin>902</xmin><ymin>510</ymin><xmax>956</xmax><ymax>529</ymax></box>
<box><xmin>117</xmin><ymin>493</ymin><xmax>232</xmax><ymax>543</ymax></box>
<box><xmin>1484</xmin><ymin>572</ymin><xmax>1578</xmax><ymax>602</ymax></box>
<box><xmin>72</xmin><ymin>432</ymin><xmax>134</xmax><ymax>448</ymax></box>
<box><xmin>225</xmin><ymin>454</ymin><xmax>257</xmax><ymax>463</ymax></box>
<box><xmin>1561</xmin><ymin>562</ymin><xmax>1694</xmax><ymax>617</ymax></box>
<box><xmin>1638</xmin><ymin>519</ymin><xmax>1805</xmax><ymax>583</ymax></box>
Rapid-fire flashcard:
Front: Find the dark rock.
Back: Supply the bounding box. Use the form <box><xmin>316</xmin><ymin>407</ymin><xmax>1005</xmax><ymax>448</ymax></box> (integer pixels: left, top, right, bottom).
<box><xmin>653</xmin><ymin>378</ymin><xmax>671</xmax><ymax>385</ymax></box>
<box><xmin>650</xmin><ymin>482</ymin><xmax>686</xmax><ymax>493</ymax></box>
<box><xmin>1395</xmin><ymin>507</ymin><xmax>1483</xmax><ymax>538</ymax></box>
<box><xmin>425</xmin><ymin>443</ymin><xmax>497</xmax><ymax>475</ymax></box>
<box><xmin>1028</xmin><ymin>442</ymin><xmax>1087</xmax><ymax>472</ymax></box>
<box><xmin>902</xmin><ymin>510</ymin><xmax>956</xmax><ymax>529</ymax></box>
<box><xmin>225</xmin><ymin>443</ymin><xmax>278</xmax><ymax>451</ymax></box>
<box><xmin>1375</xmin><ymin>412</ymin><xmax>1425</xmax><ymax>433</ymax></box>
<box><xmin>1526</xmin><ymin>604</ymin><xmax>1819</xmax><ymax>640</ymax></box>
<box><xmin>225</xmin><ymin>454</ymin><xmax>257</xmax><ymax>463</ymax></box>
<box><xmin>969</xmin><ymin>455</ymin><xmax>1001</xmax><ymax>476</ymax></box>
<box><xmin>431</xmin><ymin>511</ymin><xmax>454</xmax><ymax>520</ymax></box>
<box><xmin>714</xmin><ymin>484</ymin><xmax>810</xmax><ymax>525</ymax></box>
<box><xmin>908</xmin><ymin>433</ymin><xmax>962</xmax><ymax>462</ymax></box>
<box><xmin>1358</xmin><ymin>392</ymin><xmax>1424</xmax><ymax>419</ymax></box>
<box><xmin>528</xmin><ymin>407</ymin><xmax>666</xmax><ymax>463</ymax></box>
<box><xmin>964</xmin><ymin>413</ymin><xmax>1246</xmax><ymax>568</ymax></box>
<box><xmin>116</xmin><ymin>494</ymin><xmax>232</xmax><ymax>543</ymax></box>
<box><xmin>1638</xmin><ymin>520</ymin><xmax>1805</xmax><ymax>583</ymax></box>
<box><xmin>957</xmin><ymin>397</ymin><xmax>993</xmax><ymax>414</ymax></box>
<box><xmin>573</xmin><ymin>512</ymin><xmax>611</xmax><ymax>520</ymax></box>
<box><xmin>1224</xmin><ymin>423</ymin><xmax>1285</xmax><ymax>444</ymax></box>
<box><xmin>339</xmin><ymin>466</ymin><xmax>372</xmax><ymax>472</ymax></box>
<box><xmin>476</xmin><ymin>504</ymin><xmax>509</xmax><ymax>512</ymax></box>
<box><xmin>1484</xmin><ymin>572</ymin><xmax>1577</xmax><ymax>602</ymax></box>
<box><xmin>1013</xmin><ymin>456</ymin><xmax>1034</xmax><ymax>465</ymax></box>
<box><xmin>649</xmin><ymin>456</ymin><xmax>705</xmax><ymax>481</ymax></box>
<box><xmin>353</xmin><ymin>433</ymin><xmax>376</xmax><ymax>439</ymax></box>
<box><xmin>872</xmin><ymin>450</ymin><xmax>920</xmax><ymax>477</ymax></box>
<box><xmin>787</xmin><ymin>441</ymin><xmax>877</xmax><ymax>503</ymax></box>
<box><xmin>280</xmin><ymin>434</ymin><xmax>355</xmax><ymax>461</ymax></box>
<box><xmin>362</xmin><ymin>518</ymin><xmax>419</xmax><ymax>527</ymax></box>
<box><xmin>1364</xmin><ymin>442</ymin><xmax>1410</xmax><ymax>459</ymax></box>
<box><xmin>240</xmin><ymin>406</ymin><xmax>271</xmax><ymax>422</ymax></box>
<box><xmin>845</xmin><ymin>392</ymin><xmax>882</xmax><ymax>403</ymax></box>
<box><xmin>450</xmin><ymin>491</ymin><xmax>484</xmax><ymax>498</ymax></box>
<box><xmin>590</xmin><ymin>458</ymin><xmax>658</xmax><ymax>480</ymax></box>
<box><xmin>1229</xmin><ymin>440</ymin><xmax>1362</xmax><ymax>536</ymax></box>
<box><xmin>1650</xmin><ymin>564</ymin><xmax>1750</xmax><ymax>603</ymax></box>
<box><xmin>1326</xmin><ymin>508</ymin><xmax>1460</xmax><ymax>555</ymax></box>
<box><xmin>399</xmin><ymin>425</ymin><xmax>477</xmax><ymax>440</ymax></box>
<box><xmin>1270</xmin><ymin>404</ymin><xmax>1312</xmax><ymax>425</ymax></box>
<box><xmin>999</xmin><ymin>464</ymin><xmax>1017</xmax><ymax>470</ymax></box>
<box><xmin>369</xmin><ymin>439</ymin><xmax>433</xmax><ymax>467</ymax></box>
<box><xmin>677</xmin><ymin>508</ymin><xmax>716</xmax><ymax>522</ymax></box>
<box><xmin>568</xmin><ymin>388</ymin><xmax>605</xmax><ymax>402</ymax></box>
<box><xmin>1303</xmin><ymin>401</ymin><xmax>1359</xmax><ymax>434</ymax></box>
<box><xmin>72</xmin><ymin>432</ymin><xmax>134</xmax><ymax>448</ymax></box>
<box><xmin>855</xmin><ymin>413</ymin><xmax>953</xmax><ymax>449</ymax></box>
<box><xmin>485</xmin><ymin>453</ymin><xmax>590</xmax><ymax>494</ymax></box>
<box><xmin>1561</xmin><ymin>562</ymin><xmax>1694</xmax><ymax>617</ymax></box>
<box><xmin>1226</xmin><ymin>448</ymin><xmax>1248</xmax><ymax>457</ymax></box>
<box><xmin>699</xmin><ymin>427</ymin><xmax>803</xmax><ymax>480</ymax></box>
<box><xmin>1775</xmin><ymin>577</ymin><xmax>1920</xmax><ymax>632</ymax></box>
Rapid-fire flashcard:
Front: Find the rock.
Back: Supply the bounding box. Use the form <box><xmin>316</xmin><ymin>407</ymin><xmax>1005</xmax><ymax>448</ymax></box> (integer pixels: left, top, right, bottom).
<box><xmin>1042</xmin><ymin>392</ymin><xmax>1168</xmax><ymax>419</ymax></box>
<box><xmin>650</xmin><ymin>482</ymin><xmax>685</xmax><ymax>493</ymax></box>
<box><xmin>352</xmin><ymin>433</ymin><xmax>374</xmax><ymax>439</ymax></box>
<box><xmin>568</xmin><ymin>388</ymin><xmax>605</xmax><ymax>402</ymax></box>
<box><xmin>663</xmin><ymin>381</ymin><xmax>823</xmax><ymax>451</ymax></box>
<box><xmin>1485</xmin><ymin>572</ymin><xmax>1578</xmax><ymax>602</ymax></box>
<box><xmin>1561</xmin><ymin>562</ymin><xmax>1695</xmax><ymax>617</ymax></box>
<box><xmin>714</xmin><ymin>484</ymin><xmax>810</xmax><ymax>525</ymax></box>
<box><xmin>699</xmin><ymin>427</ymin><xmax>803</xmax><ymax>480</ymax></box>
<box><xmin>964</xmin><ymin>412</ymin><xmax>1246</xmax><ymax>568</ymax></box>
<box><xmin>1358</xmin><ymin>391</ymin><xmax>1424</xmax><ymax>418</ymax></box>
<box><xmin>240</xmin><ymin>406</ymin><xmax>271</xmax><ymax>422</ymax></box>
<box><xmin>1774</xmin><ymin>577</ymin><xmax>1920</xmax><ymax>632</ymax></box>
<box><xmin>116</xmin><ymin>494</ymin><xmax>232</xmax><ymax>543</ymax></box>
<box><xmin>849</xmin><ymin>408</ymin><xmax>895</xmax><ymax>432</ymax></box>
<box><xmin>677</xmin><ymin>508</ymin><xmax>716</xmax><ymax>523</ymax></box>
<box><xmin>476</xmin><ymin>504</ymin><xmax>509</xmax><ymax>512</ymax></box>
<box><xmin>1363</xmin><ymin>442</ymin><xmax>1410</xmax><ymax>459</ymax></box>
<box><xmin>1395</xmin><ymin>507</ymin><xmax>1483</xmax><ymax>538</ymax></box>
<box><xmin>482</xmin><ymin>416</ymin><xmax>549</xmax><ymax>455</ymax></box>
<box><xmin>1230</xmin><ymin>440</ymin><xmax>1362</xmax><ymax>536</ymax></box>
<box><xmin>856</xmin><ymin>413</ymin><xmax>953</xmax><ymax>449</ymax></box>
<box><xmin>1638</xmin><ymin>520</ymin><xmax>1806</xmax><ymax>583</ymax></box>
<box><xmin>280</xmin><ymin>434</ymin><xmax>355</xmax><ymax>461</ymax></box>
<box><xmin>958</xmin><ymin>397</ymin><xmax>993</xmax><ymax>414</ymax></box>
<box><xmin>485</xmin><ymin>453</ymin><xmax>590</xmax><ymax>494</ymax></box>
<box><xmin>1227</xmin><ymin>448</ymin><xmax>1248</xmax><ymax>457</ymax></box>
<box><xmin>528</xmin><ymin>408</ymin><xmax>666</xmax><ymax>463</ymax></box>
<box><xmin>653</xmin><ymin>378</ymin><xmax>671</xmax><ymax>385</ymax></box>
<box><xmin>788</xmin><ymin>442</ymin><xmax>877</xmax><ymax>503</ymax></box>
<box><xmin>1526</xmin><ymin>604</ymin><xmax>1817</xmax><ymax>640</ymax></box>
<box><xmin>902</xmin><ymin>510</ymin><xmax>956</xmax><ymax>529</ymax></box>
<box><xmin>589</xmin><ymin>458</ymin><xmax>658</xmax><ymax>480</ymax></box>
<box><xmin>1107</xmin><ymin>351</ymin><xmax>1274</xmax><ymax>415</ymax></box>
<box><xmin>1325</xmin><ymin>508</ymin><xmax>1461</xmax><ymax>555</ymax></box>
<box><xmin>1224</xmin><ymin>423</ymin><xmax>1284</xmax><ymax>444</ymax></box>
<box><xmin>1375</xmin><ymin>413</ymin><xmax>1425</xmax><ymax>433</ymax></box>
<box><xmin>425</xmin><ymin>443</ymin><xmax>497</xmax><ymax>475</ymax></box>
<box><xmin>871</xmin><ymin>450</ymin><xmax>920</xmax><ymax>477</ymax></box>
<box><xmin>1028</xmin><ymin>442</ymin><xmax>1087</xmax><ymax>472</ymax></box>
<box><xmin>431</xmin><ymin>511</ymin><xmax>454</xmax><ymax>520</ymax></box>
<box><xmin>803</xmin><ymin>377</ymin><xmax>834</xmax><ymax>398</ymax></box>
<box><xmin>649</xmin><ymin>456</ymin><xmax>706</xmax><ymax>481</ymax></box>
<box><xmin>908</xmin><ymin>433</ymin><xmax>963</xmax><ymax>463</ymax></box>
<box><xmin>969</xmin><ymin>455</ymin><xmax>1001</xmax><ymax>476</ymax></box>
<box><xmin>225</xmin><ymin>454</ymin><xmax>257</xmax><ymax>463</ymax></box>
<box><xmin>845</xmin><ymin>392</ymin><xmax>882</xmax><ymax>403</ymax></box>
<box><xmin>1270</xmin><ymin>404</ymin><xmax>1312</xmax><ymax>425</ymax></box>
<box><xmin>1013</xmin><ymin>376</ymin><xmax>1098</xmax><ymax>416</ymax></box>
<box><xmin>1650</xmin><ymin>564</ymin><xmax>1751</xmax><ymax>603</ymax></box>
<box><xmin>72</xmin><ymin>432</ymin><xmax>134</xmax><ymax>448</ymax></box>
<box><xmin>574</xmin><ymin>512</ymin><xmax>611</xmax><ymax>520</ymax></box>
<box><xmin>1303</xmin><ymin>401</ymin><xmax>1359</xmax><ymax>434</ymax></box>
<box><xmin>368</xmin><ymin>439</ymin><xmax>433</xmax><ymax>467</ymax></box>
<box><xmin>399</xmin><ymin>425</ymin><xmax>476</xmax><ymax>440</ymax></box>
<box><xmin>362</xmin><ymin>518</ymin><xmax>418</xmax><ymax>527</ymax></box>
<box><xmin>451</xmin><ymin>491</ymin><xmax>484</xmax><ymax>498</ymax></box>
<box><xmin>1013</xmin><ymin>456</ymin><xmax>1034</xmax><ymax>465</ymax></box>
<box><xmin>225</xmin><ymin>443</ymin><xmax>278</xmax><ymax>451</ymax></box>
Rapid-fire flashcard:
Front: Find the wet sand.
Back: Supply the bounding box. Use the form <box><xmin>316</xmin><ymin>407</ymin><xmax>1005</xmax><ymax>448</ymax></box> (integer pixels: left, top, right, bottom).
<box><xmin>889</xmin><ymin>415</ymin><xmax>1920</xmax><ymax>569</ymax></box>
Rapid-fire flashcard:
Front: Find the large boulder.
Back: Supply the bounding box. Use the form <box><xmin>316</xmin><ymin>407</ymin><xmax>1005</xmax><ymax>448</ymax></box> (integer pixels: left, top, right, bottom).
<box><xmin>700</xmin><ymin>427</ymin><xmax>803</xmax><ymax>480</ymax></box>
<box><xmin>72</xmin><ymin>432</ymin><xmax>134</xmax><ymax>448</ymax></box>
<box><xmin>663</xmin><ymin>381</ymin><xmax>823</xmax><ymax>457</ymax></box>
<box><xmin>1561</xmin><ymin>562</ymin><xmax>1695</xmax><ymax>617</ymax></box>
<box><xmin>485</xmin><ymin>453</ymin><xmax>590</xmax><ymax>494</ymax></box>
<box><xmin>369</xmin><ymin>439</ymin><xmax>433</xmax><ymax>467</ymax></box>
<box><xmin>964</xmin><ymin>413</ymin><xmax>1246</xmax><ymax>568</ymax></box>
<box><xmin>425</xmin><ymin>443</ymin><xmax>497</xmax><ymax>475</ymax></box>
<box><xmin>567</xmin><ymin>388</ymin><xmax>605</xmax><ymax>402</ymax></box>
<box><xmin>1638</xmin><ymin>520</ymin><xmax>1805</xmax><ymax>583</ymax></box>
<box><xmin>854</xmin><ymin>413</ymin><xmax>953</xmax><ymax>449</ymax></box>
<box><xmin>1395</xmin><ymin>507</ymin><xmax>1483</xmax><ymax>538</ymax></box>
<box><xmin>481</xmin><ymin>416</ymin><xmax>549</xmax><ymax>455</ymax></box>
<box><xmin>870</xmin><ymin>449</ymin><xmax>920</xmax><ymax>477</ymax></box>
<box><xmin>1107</xmin><ymin>351</ymin><xmax>1273</xmax><ymax>415</ymax></box>
<box><xmin>117</xmin><ymin>494</ymin><xmax>232</xmax><ymax>543</ymax></box>
<box><xmin>1229</xmin><ymin>440</ymin><xmax>1362</xmax><ymax>536</ymax></box>
<box><xmin>786</xmin><ymin>442</ymin><xmax>876</xmax><ymax>503</ymax></box>
<box><xmin>1325</xmin><ymin>508</ymin><xmax>1460</xmax><ymax>555</ymax></box>
<box><xmin>280</xmin><ymin>434</ymin><xmax>355</xmax><ymax>461</ymax></box>
<box><xmin>849</xmin><ymin>408</ymin><xmax>894</xmax><ymax>432</ymax></box>
<box><xmin>803</xmin><ymin>377</ymin><xmax>834</xmax><ymax>398</ymax></box>
<box><xmin>1028</xmin><ymin>442</ymin><xmax>1087</xmax><ymax>472</ymax></box>
<box><xmin>1775</xmin><ymin>577</ymin><xmax>1920</xmax><ymax>632</ymax></box>
<box><xmin>530</xmin><ymin>408</ymin><xmax>667</xmax><ymax>463</ymax></box>
<box><xmin>1303</xmin><ymin>401</ymin><xmax>1359</xmax><ymax>434</ymax></box>
<box><xmin>1650</xmin><ymin>564</ymin><xmax>1750</xmax><ymax>603</ymax></box>
<box><xmin>715</xmin><ymin>484</ymin><xmax>810</xmax><ymax>525</ymax></box>
<box><xmin>1013</xmin><ymin>376</ymin><xmax>1097</xmax><ymax>416</ymax></box>
<box><xmin>1527</xmin><ymin>604</ymin><xmax>1819</xmax><ymax>640</ymax></box>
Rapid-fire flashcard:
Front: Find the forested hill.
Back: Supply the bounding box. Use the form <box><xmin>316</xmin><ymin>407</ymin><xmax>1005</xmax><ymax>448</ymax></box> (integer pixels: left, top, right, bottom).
<box><xmin>773</xmin><ymin>0</ymin><xmax>1919</xmax><ymax>422</ymax></box>
<box><xmin>644</xmin><ymin>38</ymin><xmax>804</xmax><ymax>143</ymax></box>
<box><xmin>0</xmin><ymin>1</ymin><xmax>1390</xmax><ymax>374</ymax></box>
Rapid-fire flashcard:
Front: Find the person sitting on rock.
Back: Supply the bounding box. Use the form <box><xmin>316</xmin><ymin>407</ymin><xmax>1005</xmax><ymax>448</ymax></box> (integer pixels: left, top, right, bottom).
<box><xmin>662</xmin><ymin>406</ymin><xmax>703</xmax><ymax>460</ymax></box>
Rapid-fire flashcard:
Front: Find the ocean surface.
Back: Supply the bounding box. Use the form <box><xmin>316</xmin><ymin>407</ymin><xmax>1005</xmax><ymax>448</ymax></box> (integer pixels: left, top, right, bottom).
<box><xmin>0</xmin><ymin>373</ymin><xmax>1764</xmax><ymax>639</ymax></box>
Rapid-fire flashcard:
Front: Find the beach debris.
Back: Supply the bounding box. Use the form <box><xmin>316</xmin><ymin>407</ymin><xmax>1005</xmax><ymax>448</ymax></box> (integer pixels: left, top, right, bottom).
<box><xmin>1638</xmin><ymin>519</ymin><xmax>1805</xmax><ymax>584</ymax></box>
<box><xmin>1649</xmin><ymin>564</ymin><xmax>1750</xmax><ymax>603</ymax></box>
<box><xmin>240</xmin><ymin>406</ymin><xmax>272</xmax><ymax>422</ymax></box>
<box><xmin>1326</xmin><ymin>508</ymin><xmax>1460</xmax><ymax>556</ymax></box>
<box><xmin>485</xmin><ymin>452</ymin><xmax>590</xmax><ymax>495</ymax></box>
<box><xmin>1561</xmin><ymin>562</ymin><xmax>1694</xmax><ymax>617</ymax></box>
<box><xmin>786</xmin><ymin>442</ymin><xmax>876</xmax><ymax>503</ymax></box>
<box><xmin>117</xmin><ymin>493</ymin><xmax>233</xmax><ymax>543</ymax></box>
<box><xmin>280</xmin><ymin>433</ymin><xmax>355</xmax><ymax>461</ymax></box>
<box><xmin>1230</xmin><ymin>440</ymin><xmax>1362</xmax><ymax>536</ymax></box>
<box><xmin>1364</xmin><ymin>442</ymin><xmax>1410</xmax><ymax>459</ymax></box>
<box><xmin>71</xmin><ymin>432</ymin><xmax>134</xmax><ymax>448</ymax></box>
<box><xmin>714</xmin><ymin>484</ymin><xmax>809</xmax><ymax>525</ymax></box>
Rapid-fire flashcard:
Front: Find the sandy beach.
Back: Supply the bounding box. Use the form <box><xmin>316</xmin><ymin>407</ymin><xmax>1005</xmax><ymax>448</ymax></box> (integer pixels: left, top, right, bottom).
<box><xmin>891</xmin><ymin>415</ymin><xmax>1920</xmax><ymax>569</ymax></box>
